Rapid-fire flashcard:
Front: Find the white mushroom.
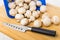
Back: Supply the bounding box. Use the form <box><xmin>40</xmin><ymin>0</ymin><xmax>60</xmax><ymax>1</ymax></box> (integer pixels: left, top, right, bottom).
<box><xmin>18</xmin><ymin>2</ymin><xmax>23</xmax><ymax>7</ymax></box>
<box><xmin>29</xmin><ymin>1</ymin><xmax>36</xmax><ymax>6</ymax></box>
<box><xmin>8</xmin><ymin>2</ymin><xmax>16</xmax><ymax>9</ymax></box>
<box><xmin>40</xmin><ymin>5</ymin><xmax>46</xmax><ymax>12</ymax></box>
<box><xmin>9</xmin><ymin>9</ymin><xmax>17</xmax><ymax>16</ymax></box>
<box><xmin>29</xmin><ymin>1</ymin><xmax>36</xmax><ymax>11</ymax></box>
<box><xmin>24</xmin><ymin>0</ymin><xmax>31</xmax><ymax>3</ymax></box>
<box><xmin>15</xmin><ymin>14</ymin><xmax>24</xmax><ymax>20</ymax></box>
<box><xmin>20</xmin><ymin>18</ymin><xmax>29</xmax><ymax>26</ymax></box>
<box><xmin>19</xmin><ymin>0</ymin><xmax>24</xmax><ymax>2</ymax></box>
<box><xmin>32</xmin><ymin>11</ymin><xmax>39</xmax><ymax>18</ymax></box>
<box><xmin>51</xmin><ymin>16</ymin><xmax>60</xmax><ymax>24</ymax></box>
<box><xmin>34</xmin><ymin>20</ymin><xmax>41</xmax><ymax>27</ymax></box>
<box><xmin>42</xmin><ymin>13</ymin><xmax>49</xmax><ymax>19</ymax></box>
<box><xmin>23</xmin><ymin>3</ymin><xmax>29</xmax><ymax>10</ymax></box>
<box><xmin>34</xmin><ymin>0</ymin><xmax>38</xmax><ymax>1</ymax></box>
<box><xmin>15</xmin><ymin>0</ymin><xmax>24</xmax><ymax>5</ymax></box>
<box><xmin>15</xmin><ymin>6</ymin><xmax>20</xmax><ymax>11</ymax></box>
<box><xmin>25</xmin><ymin>10</ymin><xmax>32</xmax><ymax>18</ymax></box>
<box><xmin>30</xmin><ymin>6</ymin><xmax>36</xmax><ymax>11</ymax></box>
<box><xmin>29</xmin><ymin>16</ymin><xmax>35</xmax><ymax>22</ymax></box>
<box><xmin>36</xmin><ymin>1</ymin><xmax>42</xmax><ymax>6</ymax></box>
<box><xmin>42</xmin><ymin>17</ymin><xmax>51</xmax><ymax>26</ymax></box>
<box><xmin>15</xmin><ymin>0</ymin><xmax>20</xmax><ymax>5</ymax></box>
<box><xmin>18</xmin><ymin>7</ymin><xmax>26</xmax><ymax>14</ymax></box>
<box><xmin>37</xmin><ymin>10</ymin><xmax>41</xmax><ymax>15</ymax></box>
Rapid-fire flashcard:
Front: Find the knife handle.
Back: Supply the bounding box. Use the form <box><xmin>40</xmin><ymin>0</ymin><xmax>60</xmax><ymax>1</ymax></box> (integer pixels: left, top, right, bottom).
<box><xmin>31</xmin><ymin>27</ymin><xmax>56</xmax><ymax>36</ymax></box>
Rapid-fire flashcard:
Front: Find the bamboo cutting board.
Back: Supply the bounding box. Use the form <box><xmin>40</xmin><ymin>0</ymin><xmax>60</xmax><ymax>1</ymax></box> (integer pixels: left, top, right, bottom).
<box><xmin>0</xmin><ymin>4</ymin><xmax>60</xmax><ymax>40</ymax></box>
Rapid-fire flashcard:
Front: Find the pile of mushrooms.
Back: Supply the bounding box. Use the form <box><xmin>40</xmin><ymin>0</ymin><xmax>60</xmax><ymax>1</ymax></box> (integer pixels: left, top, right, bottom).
<box><xmin>8</xmin><ymin>0</ymin><xmax>60</xmax><ymax>27</ymax></box>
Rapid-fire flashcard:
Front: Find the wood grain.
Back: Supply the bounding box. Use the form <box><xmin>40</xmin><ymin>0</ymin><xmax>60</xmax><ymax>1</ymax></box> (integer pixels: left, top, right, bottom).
<box><xmin>0</xmin><ymin>4</ymin><xmax>60</xmax><ymax>40</ymax></box>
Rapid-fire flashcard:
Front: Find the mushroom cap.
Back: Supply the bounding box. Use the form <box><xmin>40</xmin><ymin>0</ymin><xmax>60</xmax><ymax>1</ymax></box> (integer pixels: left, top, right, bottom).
<box><xmin>20</xmin><ymin>18</ymin><xmax>29</xmax><ymax>25</ymax></box>
<box><xmin>36</xmin><ymin>1</ymin><xmax>42</xmax><ymax>6</ymax></box>
<box><xmin>32</xmin><ymin>11</ymin><xmax>39</xmax><ymax>18</ymax></box>
<box><xmin>9</xmin><ymin>9</ymin><xmax>17</xmax><ymax>16</ymax></box>
<box><xmin>18</xmin><ymin>7</ymin><xmax>26</xmax><ymax>14</ymax></box>
<box><xmin>29</xmin><ymin>1</ymin><xmax>36</xmax><ymax>6</ymax></box>
<box><xmin>51</xmin><ymin>16</ymin><xmax>60</xmax><ymax>24</ymax></box>
<box><xmin>15</xmin><ymin>0</ymin><xmax>24</xmax><ymax>5</ymax></box>
<box><xmin>34</xmin><ymin>20</ymin><xmax>41</xmax><ymax>27</ymax></box>
<box><xmin>40</xmin><ymin>5</ymin><xmax>46</xmax><ymax>12</ymax></box>
<box><xmin>29</xmin><ymin>16</ymin><xmax>35</xmax><ymax>22</ymax></box>
<box><xmin>42</xmin><ymin>17</ymin><xmax>51</xmax><ymax>26</ymax></box>
<box><xmin>15</xmin><ymin>14</ymin><xmax>24</xmax><ymax>20</ymax></box>
<box><xmin>24</xmin><ymin>0</ymin><xmax>31</xmax><ymax>3</ymax></box>
<box><xmin>30</xmin><ymin>6</ymin><xmax>36</xmax><ymax>11</ymax></box>
<box><xmin>25</xmin><ymin>10</ymin><xmax>32</xmax><ymax>18</ymax></box>
<box><xmin>8</xmin><ymin>2</ymin><xmax>16</xmax><ymax>9</ymax></box>
<box><xmin>42</xmin><ymin>13</ymin><xmax>49</xmax><ymax>19</ymax></box>
<box><xmin>23</xmin><ymin>3</ymin><xmax>29</xmax><ymax>10</ymax></box>
<box><xmin>18</xmin><ymin>2</ymin><xmax>23</xmax><ymax>7</ymax></box>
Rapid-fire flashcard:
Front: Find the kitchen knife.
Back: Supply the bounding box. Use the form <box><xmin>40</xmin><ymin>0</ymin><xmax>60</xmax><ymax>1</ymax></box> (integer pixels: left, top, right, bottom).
<box><xmin>3</xmin><ymin>22</ymin><xmax>56</xmax><ymax>36</ymax></box>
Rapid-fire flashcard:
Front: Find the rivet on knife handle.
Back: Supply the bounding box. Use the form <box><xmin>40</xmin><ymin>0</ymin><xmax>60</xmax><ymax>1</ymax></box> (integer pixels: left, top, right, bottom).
<box><xmin>31</xmin><ymin>27</ymin><xmax>56</xmax><ymax>36</ymax></box>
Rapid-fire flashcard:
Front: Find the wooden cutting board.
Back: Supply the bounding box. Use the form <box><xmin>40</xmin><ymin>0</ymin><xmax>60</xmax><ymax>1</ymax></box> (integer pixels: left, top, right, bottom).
<box><xmin>0</xmin><ymin>4</ymin><xmax>60</xmax><ymax>40</ymax></box>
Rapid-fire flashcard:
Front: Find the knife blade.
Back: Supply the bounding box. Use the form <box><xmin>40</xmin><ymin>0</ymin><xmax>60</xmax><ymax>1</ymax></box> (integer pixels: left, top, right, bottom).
<box><xmin>3</xmin><ymin>22</ymin><xmax>31</xmax><ymax>32</ymax></box>
<box><xmin>3</xmin><ymin>22</ymin><xmax>56</xmax><ymax>36</ymax></box>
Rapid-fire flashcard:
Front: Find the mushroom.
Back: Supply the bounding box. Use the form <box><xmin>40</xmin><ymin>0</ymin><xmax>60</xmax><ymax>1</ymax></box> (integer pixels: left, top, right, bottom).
<box><xmin>29</xmin><ymin>16</ymin><xmax>35</xmax><ymax>22</ymax></box>
<box><xmin>15</xmin><ymin>0</ymin><xmax>24</xmax><ymax>5</ymax></box>
<box><xmin>42</xmin><ymin>13</ymin><xmax>49</xmax><ymax>19</ymax></box>
<box><xmin>37</xmin><ymin>10</ymin><xmax>41</xmax><ymax>15</ymax></box>
<box><xmin>36</xmin><ymin>1</ymin><xmax>42</xmax><ymax>6</ymax></box>
<box><xmin>24</xmin><ymin>0</ymin><xmax>31</xmax><ymax>3</ymax></box>
<box><xmin>23</xmin><ymin>3</ymin><xmax>29</xmax><ymax>10</ymax></box>
<box><xmin>34</xmin><ymin>0</ymin><xmax>38</xmax><ymax>1</ymax></box>
<box><xmin>15</xmin><ymin>6</ymin><xmax>20</xmax><ymax>11</ymax></box>
<box><xmin>18</xmin><ymin>2</ymin><xmax>23</xmax><ymax>7</ymax></box>
<box><xmin>18</xmin><ymin>7</ymin><xmax>26</xmax><ymax>14</ymax></box>
<box><xmin>9</xmin><ymin>9</ymin><xmax>17</xmax><ymax>16</ymax></box>
<box><xmin>8</xmin><ymin>2</ymin><xmax>16</xmax><ymax>9</ymax></box>
<box><xmin>15</xmin><ymin>14</ymin><xmax>24</xmax><ymax>20</ymax></box>
<box><xmin>42</xmin><ymin>17</ymin><xmax>51</xmax><ymax>26</ymax></box>
<box><xmin>29</xmin><ymin>1</ymin><xmax>36</xmax><ymax>11</ymax></box>
<box><xmin>32</xmin><ymin>11</ymin><xmax>39</xmax><ymax>18</ymax></box>
<box><xmin>40</xmin><ymin>5</ymin><xmax>46</xmax><ymax>12</ymax></box>
<box><xmin>30</xmin><ymin>6</ymin><xmax>36</xmax><ymax>11</ymax></box>
<box><xmin>19</xmin><ymin>0</ymin><xmax>24</xmax><ymax>2</ymax></box>
<box><xmin>51</xmin><ymin>16</ymin><xmax>60</xmax><ymax>24</ymax></box>
<box><xmin>25</xmin><ymin>10</ymin><xmax>32</xmax><ymax>18</ymax></box>
<box><xmin>34</xmin><ymin>20</ymin><xmax>41</xmax><ymax>27</ymax></box>
<box><xmin>29</xmin><ymin>1</ymin><xmax>36</xmax><ymax>6</ymax></box>
<box><xmin>20</xmin><ymin>18</ymin><xmax>29</xmax><ymax>26</ymax></box>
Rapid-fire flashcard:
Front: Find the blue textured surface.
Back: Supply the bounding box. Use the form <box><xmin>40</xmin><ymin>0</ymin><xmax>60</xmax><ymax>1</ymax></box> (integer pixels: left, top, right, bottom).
<box><xmin>3</xmin><ymin>0</ymin><xmax>46</xmax><ymax>18</ymax></box>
